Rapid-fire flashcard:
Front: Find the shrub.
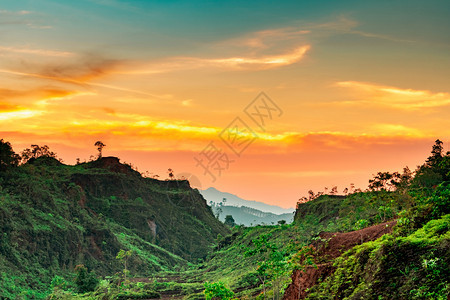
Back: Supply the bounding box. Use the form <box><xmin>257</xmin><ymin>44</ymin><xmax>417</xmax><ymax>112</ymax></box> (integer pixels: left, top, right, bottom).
<box><xmin>74</xmin><ymin>264</ymin><xmax>99</xmax><ymax>293</ymax></box>
<box><xmin>203</xmin><ymin>281</ymin><xmax>234</xmax><ymax>300</ymax></box>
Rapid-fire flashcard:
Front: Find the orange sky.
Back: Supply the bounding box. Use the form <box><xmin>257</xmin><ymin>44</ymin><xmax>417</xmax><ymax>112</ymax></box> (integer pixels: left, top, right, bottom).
<box><xmin>1</xmin><ymin>1</ymin><xmax>449</xmax><ymax>208</ymax></box>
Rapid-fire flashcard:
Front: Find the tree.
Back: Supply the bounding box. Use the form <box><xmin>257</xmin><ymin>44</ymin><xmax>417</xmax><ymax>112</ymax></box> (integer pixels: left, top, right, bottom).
<box><xmin>277</xmin><ymin>220</ymin><xmax>286</xmax><ymax>225</ymax></box>
<box><xmin>203</xmin><ymin>281</ymin><xmax>234</xmax><ymax>300</ymax></box>
<box><xmin>167</xmin><ymin>168</ymin><xmax>175</xmax><ymax>180</ymax></box>
<box><xmin>224</xmin><ymin>215</ymin><xmax>236</xmax><ymax>227</ymax></box>
<box><xmin>94</xmin><ymin>141</ymin><xmax>106</xmax><ymax>158</ymax></box>
<box><xmin>397</xmin><ymin>166</ymin><xmax>413</xmax><ymax>191</ymax></box>
<box><xmin>74</xmin><ymin>265</ymin><xmax>98</xmax><ymax>293</ymax></box>
<box><xmin>354</xmin><ymin>219</ymin><xmax>369</xmax><ymax>243</ymax></box>
<box><xmin>116</xmin><ymin>249</ymin><xmax>132</xmax><ymax>283</ymax></box>
<box><xmin>426</xmin><ymin>139</ymin><xmax>444</xmax><ymax>167</ymax></box>
<box><xmin>245</xmin><ymin>234</ymin><xmax>289</xmax><ymax>300</ymax></box>
<box><xmin>330</xmin><ymin>186</ymin><xmax>338</xmax><ymax>195</ymax></box>
<box><xmin>215</xmin><ymin>206</ymin><xmax>223</xmax><ymax>219</ymax></box>
<box><xmin>20</xmin><ymin>144</ymin><xmax>57</xmax><ymax>164</ymax></box>
<box><xmin>368</xmin><ymin>171</ymin><xmax>401</xmax><ymax>191</ymax></box>
<box><xmin>0</xmin><ymin>139</ymin><xmax>19</xmax><ymax>170</ymax></box>
<box><xmin>350</xmin><ymin>183</ymin><xmax>355</xmax><ymax>193</ymax></box>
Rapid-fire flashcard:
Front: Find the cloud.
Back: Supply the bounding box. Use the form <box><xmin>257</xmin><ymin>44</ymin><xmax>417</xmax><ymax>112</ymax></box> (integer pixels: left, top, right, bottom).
<box><xmin>0</xmin><ymin>110</ymin><xmax>42</xmax><ymax>121</ymax></box>
<box><xmin>0</xmin><ymin>46</ymin><xmax>74</xmax><ymax>57</ymax></box>
<box><xmin>194</xmin><ymin>45</ymin><xmax>310</xmax><ymax>69</ymax></box>
<box><xmin>217</xmin><ymin>27</ymin><xmax>310</xmax><ymax>50</ymax></box>
<box><xmin>0</xmin><ymin>9</ymin><xmax>50</xmax><ymax>29</ymax></box>
<box><xmin>126</xmin><ymin>45</ymin><xmax>311</xmax><ymax>74</ymax></box>
<box><xmin>0</xmin><ymin>10</ymin><xmax>32</xmax><ymax>16</ymax></box>
<box><xmin>0</xmin><ymin>103</ymin><xmax>21</xmax><ymax>112</ymax></box>
<box><xmin>371</xmin><ymin>124</ymin><xmax>424</xmax><ymax>137</ymax></box>
<box><xmin>0</xmin><ymin>54</ymin><xmax>122</xmax><ymax>86</ymax></box>
<box><xmin>309</xmin><ymin>16</ymin><xmax>413</xmax><ymax>43</ymax></box>
<box><xmin>335</xmin><ymin>81</ymin><xmax>450</xmax><ymax>109</ymax></box>
<box><xmin>0</xmin><ymin>87</ymin><xmax>90</xmax><ymax>110</ymax></box>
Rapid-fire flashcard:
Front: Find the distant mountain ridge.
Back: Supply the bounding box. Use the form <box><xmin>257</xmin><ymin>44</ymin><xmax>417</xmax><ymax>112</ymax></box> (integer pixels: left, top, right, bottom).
<box><xmin>210</xmin><ymin>204</ymin><xmax>294</xmax><ymax>226</ymax></box>
<box><xmin>200</xmin><ymin>187</ymin><xmax>294</xmax><ymax>215</ymax></box>
<box><xmin>200</xmin><ymin>187</ymin><xmax>295</xmax><ymax>226</ymax></box>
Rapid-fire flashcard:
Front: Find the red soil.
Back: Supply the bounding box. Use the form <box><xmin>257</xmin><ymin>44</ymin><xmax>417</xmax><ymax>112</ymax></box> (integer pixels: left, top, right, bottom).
<box><xmin>283</xmin><ymin>221</ymin><xmax>396</xmax><ymax>300</ymax></box>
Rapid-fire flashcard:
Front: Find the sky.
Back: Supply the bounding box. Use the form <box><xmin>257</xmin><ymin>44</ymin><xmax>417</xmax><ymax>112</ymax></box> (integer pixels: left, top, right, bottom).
<box><xmin>1</xmin><ymin>0</ymin><xmax>449</xmax><ymax>208</ymax></box>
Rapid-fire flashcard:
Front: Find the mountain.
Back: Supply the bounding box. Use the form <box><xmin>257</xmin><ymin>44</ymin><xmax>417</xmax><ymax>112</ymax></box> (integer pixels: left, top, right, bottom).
<box><xmin>211</xmin><ymin>204</ymin><xmax>294</xmax><ymax>226</ymax></box>
<box><xmin>200</xmin><ymin>187</ymin><xmax>294</xmax><ymax>215</ymax></box>
<box><xmin>0</xmin><ymin>156</ymin><xmax>229</xmax><ymax>297</ymax></box>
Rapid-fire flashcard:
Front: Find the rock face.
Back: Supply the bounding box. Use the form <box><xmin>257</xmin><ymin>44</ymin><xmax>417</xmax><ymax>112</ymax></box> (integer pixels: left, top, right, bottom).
<box><xmin>283</xmin><ymin>221</ymin><xmax>396</xmax><ymax>300</ymax></box>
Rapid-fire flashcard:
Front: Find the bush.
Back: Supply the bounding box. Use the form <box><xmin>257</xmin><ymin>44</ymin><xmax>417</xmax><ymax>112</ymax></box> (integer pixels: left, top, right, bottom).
<box><xmin>74</xmin><ymin>265</ymin><xmax>99</xmax><ymax>293</ymax></box>
<box><xmin>203</xmin><ymin>281</ymin><xmax>234</xmax><ymax>300</ymax></box>
<box><xmin>427</xmin><ymin>182</ymin><xmax>450</xmax><ymax>218</ymax></box>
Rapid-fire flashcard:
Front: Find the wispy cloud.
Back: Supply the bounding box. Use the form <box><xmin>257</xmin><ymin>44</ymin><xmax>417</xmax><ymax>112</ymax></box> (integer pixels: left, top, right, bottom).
<box><xmin>0</xmin><ymin>54</ymin><xmax>122</xmax><ymax>86</ymax></box>
<box><xmin>188</xmin><ymin>45</ymin><xmax>310</xmax><ymax>70</ymax></box>
<box><xmin>0</xmin><ymin>110</ymin><xmax>42</xmax><ymax>121</ymax></box>
<box><xmin>217</xmin><ymin>27</ymin><xmax>310</xmax><ymax>50</ymax></box>
<box><xmin>0</xmin><ymin>86</ymin><xmax>91</xmax><ymax>110</ymax></box>
<box><xmin>124</xmin><ymin>45</ymin><xmax>311</xmax><ymax>74</ymax></box>
<box><xmin>0</xmin><ymin>10</ymin><xmax>32</xmax><ymax>16</ymax></box>
<box><xmin>335</xmin><ymin>81</ymin><xmax>450</xmax><ymax>109</ymax></box>
<box><xmin>309</xmin><ymin>16</ymin><xmax>413</xmax><ymax>43</ymax></box>
<box><xmin>371</xmin><ymin>124</ymin><xmax>424</xmax><ymax>137</ymax></box>
<box><xmin>0</xmin><ymin>9</ymin><xmax>51</xmax><ymax>29</ymax></box>
<box><xmin>0</xmin><ymin>46</ymin><xmax>74</xmax><ymax>57</ymax></box>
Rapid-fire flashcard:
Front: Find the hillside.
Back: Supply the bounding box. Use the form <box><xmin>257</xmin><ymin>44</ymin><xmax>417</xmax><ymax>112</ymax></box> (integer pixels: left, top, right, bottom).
<box><xmin>1</xmin><ymin>139</ymin><xmax>449</xmax><ymax>300</ymax></box>
<box><xmin>211</xmin><ymin>204</ymin><xmax>294</xmax><ymax>226</ymax></box>
<box><xmin>0</xmin><ymin>156</ymin><xmax>229</xmax><ymax>298</ymax></box>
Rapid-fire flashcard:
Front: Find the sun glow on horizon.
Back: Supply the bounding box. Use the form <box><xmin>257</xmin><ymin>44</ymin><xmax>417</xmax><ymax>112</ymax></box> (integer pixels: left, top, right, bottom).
<box><xmin>1</xmin><ymin>0</ymin><xmax>449</xmax><ymax>206</ymax></box>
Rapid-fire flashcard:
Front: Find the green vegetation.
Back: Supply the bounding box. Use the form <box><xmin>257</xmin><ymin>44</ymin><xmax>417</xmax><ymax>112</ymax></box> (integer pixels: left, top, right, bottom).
<box><xmin>0</xmin><ymin>143</ymin><xmax>229</xmax><ymax>298</ymax></box>
<box><xmin>0</xmin><ymin>139</ymin><xmax>448</xmax><ymax>299</ymax></box>
<box><xmin>204</xmin><ymin>281</ymin><xmax>235</xmax><ymax>300</ymax></box>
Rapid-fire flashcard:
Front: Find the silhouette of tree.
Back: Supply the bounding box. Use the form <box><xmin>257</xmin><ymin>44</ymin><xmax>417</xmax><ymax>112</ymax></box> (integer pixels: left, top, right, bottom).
<box><xmin>330</xmin><ymin>186</ymin><xmax>338</xmax><ymax>195</ymax></box>
<box><xmin>368</xmin><ymin>171</ymin><xmax>401</xmax><ymax>191</ymax></box>
<box><xmin>167</xmin><ymin>168</ymin><xmax>174</xmax><ymax>180</ymax></box>
<box><xmin>308</xmin><ymin>190</ymin><xmax>315</xmax><ymax>201</ymax></box>
<box><xmin>426</xmin><ymin>139</ymin><xmax>443</xmax><ymax>167</ymax></box>
<box><xmin>0</xmin><ymin>139</ymin><xmax>20</xmax><ymax>170</ymax></box>
<box><xmin>350</xmin><ymin>183</ymin><xmax>355</xmax><ymax>193</ymax></box>
<box><xmin>94</xmin><ymin>141</ymin><xmax>106</xmax><ymax>158</ymax></box>
<box><xmin>20</xmin><ymin>144</ymin><xmax>57</xmax><ymax>164</ymax></box>
<box><xmin>224</xmin><ymin>215</ymin><xmax>236</xmax><ymax>227</ymax></box>
<box><xmin>215</xmin><ymin>206</ymin><xmax>223</xmax><ymax>219</ymax></box>
<box><xmin>343</xmin><ymin>187</ymin><xmax>349</xmax><ymax>195</ymax></box>
<box><xmin>277</xmin><ymin>220</ymin><xmax>286</xmax><ymax>225</ymax></box>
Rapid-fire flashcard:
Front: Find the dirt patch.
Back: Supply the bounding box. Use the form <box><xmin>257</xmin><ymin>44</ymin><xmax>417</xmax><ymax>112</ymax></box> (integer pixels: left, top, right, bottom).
<box><xmin>283</xmin><ymin>220</ymin><xmax>396</xmax><ymax>300</ymax></box>
<box><xmin>89</xmin><ymin>156</ymin><xmax>141</xmax><ymax>176</ymax></box>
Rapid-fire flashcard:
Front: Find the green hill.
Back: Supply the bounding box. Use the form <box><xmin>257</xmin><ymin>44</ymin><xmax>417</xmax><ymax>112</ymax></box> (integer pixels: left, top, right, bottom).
<box><xmin>0</xmin><ymin>155</ymin><xmax>229</xmax><ymax>298</ymax></box>
<box><xmin>1</xmin><ymin>139</ymin><xmax>449</xmax><ymax>300</ymax></box>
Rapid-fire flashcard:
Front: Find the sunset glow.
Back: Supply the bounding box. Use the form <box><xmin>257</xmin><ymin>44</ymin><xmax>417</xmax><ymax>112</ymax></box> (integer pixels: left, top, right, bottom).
<box><xmin>1</xmin><ymin>0</ymin><xmax>449</xmax><ymax>208</ymax></box>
